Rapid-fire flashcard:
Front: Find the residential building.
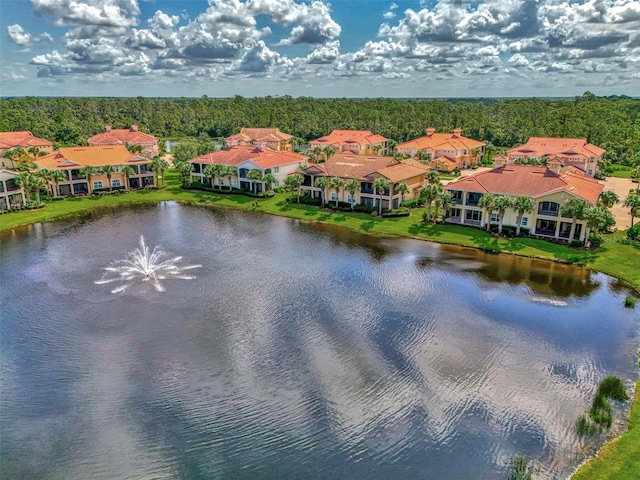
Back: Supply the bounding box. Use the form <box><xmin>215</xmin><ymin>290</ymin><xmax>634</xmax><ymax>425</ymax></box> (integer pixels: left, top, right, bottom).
<box><xmin>0</xmin><ymin>169</ymin><xmax>27</xmax><ymax>210</ymax></box>
<box><xmin>299</xmin><ymin>153</ymin><xmax>430</xmax><ymax>209</ymax></box>
<box><xmin>505</xmin><ymin>137</ymin><xmax>604</xmax><ymax>177</ymax></box>
<box><xmin>0</xmin><ymin>131</ymin><xmax>54</xmax><ymax>168</ymax></box>
<box><xmin>35</xmin><ymin>145</ymin><xmax>154</xmax><ymax>196</ymax></box>
<box><xmin>398</xmin><ymin>128</ymin><xmax>485</xmax><ymax>170</ymax></box>
<box><xmin>88</xmin><ymin>125</ymin><xmax>159</xmax><ymax>156</ymax></box>
<box><xmin>444</xmin><ymin>164</ymin><xmax>604</xmax><ymax>242</ymax></box>
<box><xmin>226</xmin><ymin>128</ymin><xmax>293</xmax><ymax>152</ymax></box>
<box><xmin>189</xmin><ymin>144</ymin><xmax>308</xmax><ymax>193</ymax></box>
<box><xmin>309</xmin><ymin>130</ymin><xmax>389</xmax><ymax>156</ymax></box>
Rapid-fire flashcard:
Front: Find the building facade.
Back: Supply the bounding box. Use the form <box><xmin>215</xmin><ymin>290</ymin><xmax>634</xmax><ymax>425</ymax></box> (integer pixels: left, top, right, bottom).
<box><xmin>189</xmin><ymin>144</ymin><xmax>308</xmax><ymax>193</ymax></box>
<box><xmin>0</xmin><ymin>131</ymin><xmax>54</xmax><ymax>168</ymax></box>
<box><xmin>398</xmin><ymin>128</ymin><xmax>485</xmax><ymax>170</ymax></box>
<box><xmin>505</xmin><ymin>137</ymin><xmax>604</xmax><ymax>177</ymax></box>
<box><xmin>88</xmin><ymin>125</ymin><xmax>159</xmax><ymax>156</ymax></box>
<box><xmin>35</xmin><ymin>145</ymin><xmax>155</xmax><ymax>196</ymax></box>
<box><xmin>309</xmin><ymin>130</ymin><xmax>390</xmax><ymax>156</ymax></box>
<box><xmin>444</xmin><ymin>164</ymin><xmax>604</xmax><ymax>242</ymax></box>
<box><xmin>0</xmin><ymin>169</ymin><xmax>27</xmax><ymax>210</ymax></box>
<box><xmin>225</xmin><ymin>128</ymin><xmax>293</xmax><ymax>152</ymax></box>
<box><xmin>299</xmin><ymin>153</ymin><xmax>429</xmax><ymax>209</ymax></box>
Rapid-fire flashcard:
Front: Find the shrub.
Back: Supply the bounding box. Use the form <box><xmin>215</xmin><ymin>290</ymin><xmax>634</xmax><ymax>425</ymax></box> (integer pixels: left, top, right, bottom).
<box><xmin>517</xmin><ymin>227</ymin><xmax>530</xmax><ymax>237</ymax></box>
<box><xmin>627</xmin><ymin>223</ymin><xmax>640</xmax><ymax>241</ymax></box>
<box><xmin>383</xmin><ymin>208</ymin><xmax>410</xmax><ymax>217</ymax></box>
<box><xmin>402</xmin><ymin>199</ymin><xmax>423</xmax><ymax>209</ymax></box>
<box><xmin>570</xmin><ymin>239</ymin><xmax>584</xmax><ymax>248</ymax></box>
<box><xmin>624</xmin><ymin>296</ymin><xmax>636</xmax><ymax>308</ymax></box>
<box><xmin>598</xmin><ymin>376</ymin><xmax>629</xmax><ymax>401</ymax></box>
<box><xmin>51</xmin><ymin>196</ymin><xmax>65</xmax><ymax>201</ymax></box>
<box><xmin>587</xmin><ymin>235</ymin><xmax>604</xmax><ymax>248</ymax></box>
<box><xmin>353</xmin><ymin>204</ymin><xmax>376</xmax><ymax>214</ymax></box>
<box><xmin>299</xmin><ymin>195</ymin><xmax>322</xmax><ymax>206</ymax></box>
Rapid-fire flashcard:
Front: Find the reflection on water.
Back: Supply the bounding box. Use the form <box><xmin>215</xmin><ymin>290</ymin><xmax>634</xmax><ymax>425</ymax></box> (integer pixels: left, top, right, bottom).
<box><xmin>1</xmin><ymin>202</ymin><xmax>638</xmax><ymax>480</ymax></box>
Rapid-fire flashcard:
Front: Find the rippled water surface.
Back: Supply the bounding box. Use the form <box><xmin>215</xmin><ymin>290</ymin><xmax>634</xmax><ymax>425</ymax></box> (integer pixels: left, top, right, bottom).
<box><xmin>1</xmin><ymin>202</ymin><xmax>638</xmax><ymax>479</ymax></box>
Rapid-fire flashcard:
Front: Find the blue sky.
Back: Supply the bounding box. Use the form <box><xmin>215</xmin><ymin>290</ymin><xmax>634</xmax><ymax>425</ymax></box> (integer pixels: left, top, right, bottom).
<box><xmin>2</xmin><ymin>0</ymin><xmax>639</xmax><ymax>98</ymax></box>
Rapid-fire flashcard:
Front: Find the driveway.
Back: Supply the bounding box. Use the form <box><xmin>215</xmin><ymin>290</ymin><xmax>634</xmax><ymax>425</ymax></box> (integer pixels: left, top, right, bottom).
<box><xmin>599</xmin><ymin>176</ymin><xmax>637</xmax><ymax>230</ymax></box>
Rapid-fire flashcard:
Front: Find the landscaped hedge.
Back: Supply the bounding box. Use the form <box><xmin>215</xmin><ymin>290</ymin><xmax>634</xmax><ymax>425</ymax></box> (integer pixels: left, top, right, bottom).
<box><xmin>183</xmin><ymin>184</ymin><xmax>274</xmax><ymax>198</ymax></box>
<box><xmin>383</xmin><ymin>208</ymin><xmax>410</xmax><ymax>217</ymax></box>
<box><xmin>402</xmin><ymin>199</ymin><xmax>424</xmax><ymax>209</ymax></box>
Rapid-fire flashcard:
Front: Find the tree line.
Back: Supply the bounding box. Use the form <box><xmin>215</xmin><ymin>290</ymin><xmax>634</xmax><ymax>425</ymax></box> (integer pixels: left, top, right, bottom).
<box><xmin>1</xmin><ymin>93</ymin><xmax>638</xmax><ymax>165</ymax></box>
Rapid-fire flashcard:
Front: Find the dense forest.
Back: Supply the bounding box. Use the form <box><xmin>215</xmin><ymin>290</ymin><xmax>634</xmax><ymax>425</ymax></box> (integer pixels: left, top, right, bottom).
<box><xmin>1</xmin><ymin>93</ymin><xmax>638</xmax><ymax>165</ymax></box>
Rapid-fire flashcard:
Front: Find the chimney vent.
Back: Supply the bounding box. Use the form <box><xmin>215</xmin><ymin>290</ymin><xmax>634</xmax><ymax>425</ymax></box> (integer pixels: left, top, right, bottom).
<box><xmin>452</xmin><ymin>128</ymin><xmax>462</xmax><ymax>137</ymax></box>
<box><xmin>130</xmin><ymin>125</ymin><xmax>138</xmax><ymax>132</ymax></box>
<box><xmin>105</xmin><ymin>125</ymin><xmax>112</xmax><ymax>132</ymax></box>
<box><xmin>254</xmin><ymin>141</ymin><xmax>267</xmax><ymax>152</ymax></box>
<box><xmin>426</xmin><ymin>127</ymin><xmax>435</xmax><ymax>136</ymax></box>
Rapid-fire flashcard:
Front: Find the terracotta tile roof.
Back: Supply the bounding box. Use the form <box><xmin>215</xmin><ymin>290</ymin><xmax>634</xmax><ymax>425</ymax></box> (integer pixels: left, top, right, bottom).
<box><xmin>507</xmin><ymin>137</ymin><xmax>605</xmax><ymax>158</ymax></box>
<box><xmin>88</xmin><ymin>126</ymin><xmax>157</xmax><ymax>146</ymax></box>
<box><xmin>310</xmin><ymin>130</ymin><xmax>389</xmax><ymax>146</ymax></box>
<box><xmin>189</xmin><ymin>146</ymin><xmax>306</xmax><ymax>168</ymax></box>
<box><xmin>445</xmin><ymin>165</ymin><xmax>604</xmax><ymax>203</ymax></box>
<box><xmin>432</xmin><ymin>156</ymin><xmax>457</xmax><ymax>164</ymax></box>
<box><xmin>304</xmin><ymin>153</ymin><xmax>394</xmax><ymax>181</ymax></box>
<box><xmin>375</xmin><ymin>159</ymin><xmax>431</xmax><ymax>183</ymax></box>
<box><xmin>0</xmin><ymin>131</ymin><xmax>53</xmax><ymax>149</ymax></box>
<box><xmin>398</xmin><ymin>130</ymin><xmax>485</xmax><ymax>151</ymax></box>
<box><xmin>34</xmin><ymin>145</ymin><xmax>148</xmax><ymax>169</ymax></box>
<box><xmin>226</xmin><ymin>128</ymin><xmax>292</xmax><ymax>143</ymax></box>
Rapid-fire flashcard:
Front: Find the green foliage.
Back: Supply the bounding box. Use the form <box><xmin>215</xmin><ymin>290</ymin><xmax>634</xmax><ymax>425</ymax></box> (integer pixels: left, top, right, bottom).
<box><xmin>627</xmin><ymin>222</ymin><xmax>640</xmax><ymax>241</ymax></box>
<box><xmin>580</xmin><ymin>375</ymin><xmax>629</xmax><ymax>435</ymax></box>
<box><xmin>577</xmin><ymin>415</ymin><xmax>600</xmax><ymax>436</ymax></box>
<box><xmin>625</xmin><ymin>296</ymin><xmax>636</xmax><ymax>308</ymax></box>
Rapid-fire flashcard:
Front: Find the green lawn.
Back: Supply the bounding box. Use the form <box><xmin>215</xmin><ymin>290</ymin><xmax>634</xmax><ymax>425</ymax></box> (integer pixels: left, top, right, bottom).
<box><xmin>607</xmin><ymin>164</ymin><xmax>633</xmax><ymax>179</ymax></box>
<box><xmin>2</xmin><ymin>170</ymin><xmax>639</xmax><ymax>479</ymax></box>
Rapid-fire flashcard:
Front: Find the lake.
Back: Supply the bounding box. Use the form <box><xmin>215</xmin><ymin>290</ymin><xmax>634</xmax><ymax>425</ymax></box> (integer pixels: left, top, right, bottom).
<box><xmin>1</xmin><ymin>202</ymin><xmax>638</xmax><ymax>479</ymax></box>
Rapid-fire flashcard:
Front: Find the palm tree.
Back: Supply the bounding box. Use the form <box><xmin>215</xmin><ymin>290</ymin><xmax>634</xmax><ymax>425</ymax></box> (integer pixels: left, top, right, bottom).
<box><xmin>175</xmin><ymin>161</ymin><xmax>193</xmax><ymax>187</ymax></box>
<box><xmin>323</xmin><ymin>146</ymin><xmax>336</xmax><ymax>161</ymax></box>
<box><xmin>512</xmin><ymin>195</ymin><xmax>534</xmax><ymax>236</ymax></box>
<box><xmin>396</xmin><ymin>182</ymin><xmax>410</xmax><ymax>207</ymax></box>
<box><xmin>344</xmin><ymin>178</ymin><xmax>359</xmax><ymax>209</ymax></box>
<box><xmin>263</xmin><ymin>173</ymin><xmax>277</xmax><ymax>191</ymax></box>
<box><xmin>222</xmin><ymin>165</ymin><xmax>236</xmax><ymax>190</ymax></box>
<box><xmin>101</xmin><ymin>164</ymin><xmax>115</xmax><ymax>191</ymax></box>
<box><xmin>438</xmin><ymin>189</ymin><xmax>455</xmax><ymax>223</ymax></box>
<box><xmin>477</xmin><ymin>193</ymin><xmax>497</xmax><ymax>231</ymax></box>
<box><xmin>372</xmin><ymin>144</ymin><xmax>382</xmax><ymax>155</ymax></box>
<box><xmin>624</xmin><ymin>194</ymin><xmax>640</xmax><ymax>227</ymax></box>
<box><xmin>583</xmin><ymin>206</ymin><xmax>614</xmax><ymax>244</ymax></box>
<box><xmin>373</xmin><ymin>177</ymin><xmax>390</xmax><ymax>216</ymax></box>
<box><xmin>203</xmin><ymin>164</ymin><xmax>217</xmax><ymax>187</ymax></box>
<box><xmin>424</xmin><ymin>170</ymin><xmax>441</xmax><ymax>185</ymax></box>
<box><xmin>314</xmin><ymin>176</ymin><xmax>328</xmax><ymax>205</ymax></box>
<box><xmin>150</xmin><ymin>157</ymin><xmax>170</xmax><ymax>186</ymax></box>
<box><xmin>246</xmin><ymin>169</ymin><xmax>263</xmax><ymax>194</ymax></box>
<box><xmin>311</xmin><ymin>146</ymin><xmax>324</xmax><ymax>163</ymax></box>
<box><xmin>598</xmin><ymin>190</ymin><xmax>619</xmax><ymax>209</ymax></box>
<box><xmin>560</xmin><ymin>197</ymin><xmax>588</xmax><ymax>243</ymax></box>
<box><xmin>49</xmin><ymin>169</ymin><xmax>67</xmax><ymax>196</ymax></box>
<box><xmin>127</xmin><ymin>144</ymin><xmax>144</xmax><ymax>154</ymax></box>
<box><xmin>121</xmin><ymin>165</ymin><xmax>135</xmax><ymax>190</ymax></box>
<box><xmin>388</xmin><ymin>139</ymin><xmax>398</xmax><ymax>154</ymax></box>
<box><xmin>285</xmin><ymin>173</ymin><xmax>304</xmax><ymax>202</ymax></box>
<box><xmin>79</xmin><ymin>165</ymin><xmax>98</xmax><ymax>193</ymax></box>
<box><xmin>16</xmin><ymin>171</ymin><xmax>34</xmax><ymax>203</ymax></box>
<box><xmin>493</xmin><ymin>194</ymin><xmax>513</xmax><ymax>235</ymax></box>
<box><xmin>27</xmin><ymin>146</ymin><xmax>45</xmax><ymax>163</ymax></box>
<box><xmin>414</xmin><ymin>150</ymin><xmax>431</xmax><ymax>164</ymax></box>
<box><xmin>3</xmin><ymin>146</ymin><xmax>26</xmax><ymax>167</ymax></box>
<box><xmin>30</xmin><ymin>174</ymin><xmax>47</xmax><ymax>205</ymax></box>
<box><xmin>420</xmin><ymin>183</ymin><xmax>440</xmax><ymax>222</ymax></box>
<box><xmin>328</xmin><ymin>176</ymin><xmax>344</xmax><ymax>207</ymax></box>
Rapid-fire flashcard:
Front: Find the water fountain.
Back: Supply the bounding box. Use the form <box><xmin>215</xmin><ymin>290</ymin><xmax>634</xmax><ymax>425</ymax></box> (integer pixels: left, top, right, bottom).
<box><xmin>94</xmin><ymin>235</ymin><xmax>201</xmax><ymax>293</ymax></box>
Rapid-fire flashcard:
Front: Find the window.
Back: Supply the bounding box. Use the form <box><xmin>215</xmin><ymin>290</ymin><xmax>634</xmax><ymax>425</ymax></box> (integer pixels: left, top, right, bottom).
<box><xmin>538</xmin><ymin>201</ymin><xmax>559</xmax><ymax>216</ymax></box>
<box><xmin>231</xmin><ymin>179</ymin><xmax>238</xmax><ymax>188</ymax></box>
<box><xmin>93</xmin><ymin>181</ymin><xmax>103</xmax><ymax>189</ymax></box>
<box><xmin>535</xmin><ymin>219</ymin><xmax>557</xmax><ymax>236</ymax></box>
<box><xmin>465</xmin><ymin>210</ymin><xmax>482</xmax><ymax>221</ymax></box>
<box><xmin>273</xmin><ymin>166</ymin><xmax>279</xmax><ymax>173</ymax></box>
<box><xmin>451</xmin><ymin>190</ymin><xmax>463</xmax><ymax>204</ymax></box>
<box><xmin>331</xmin><ymin>192</ymin><xmax>337</xmax><ymax>201</ymax></box>
<box><xmin>112</xmin><ymin>179</ymin><xmax>121</xmax><ymax>187</ymax></box>
<box><xmin>466</xmin><ymin>192</ymin><xmax>483</xmax><ymax>206</ymax></box>
<box><xmin>490</xmin><ymin>213</ymin><xmax>499</xmax><ymax>223</ymax></box>
<box><xmin>521</xmin><ymin>217</ymin><xmax>528</xmax><ymax>227</ymax></box>
<box><xmin>347</xmin><ymin>194</ymin><xmax>355</xmax><ymax>204</ymax></box>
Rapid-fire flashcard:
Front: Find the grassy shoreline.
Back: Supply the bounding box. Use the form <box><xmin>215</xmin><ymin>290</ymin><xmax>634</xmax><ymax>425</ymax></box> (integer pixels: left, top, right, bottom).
<box><xmin>2</xmin><ymin>171</ymin><xmax>639</xmax><ymax>478</ymax></box>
